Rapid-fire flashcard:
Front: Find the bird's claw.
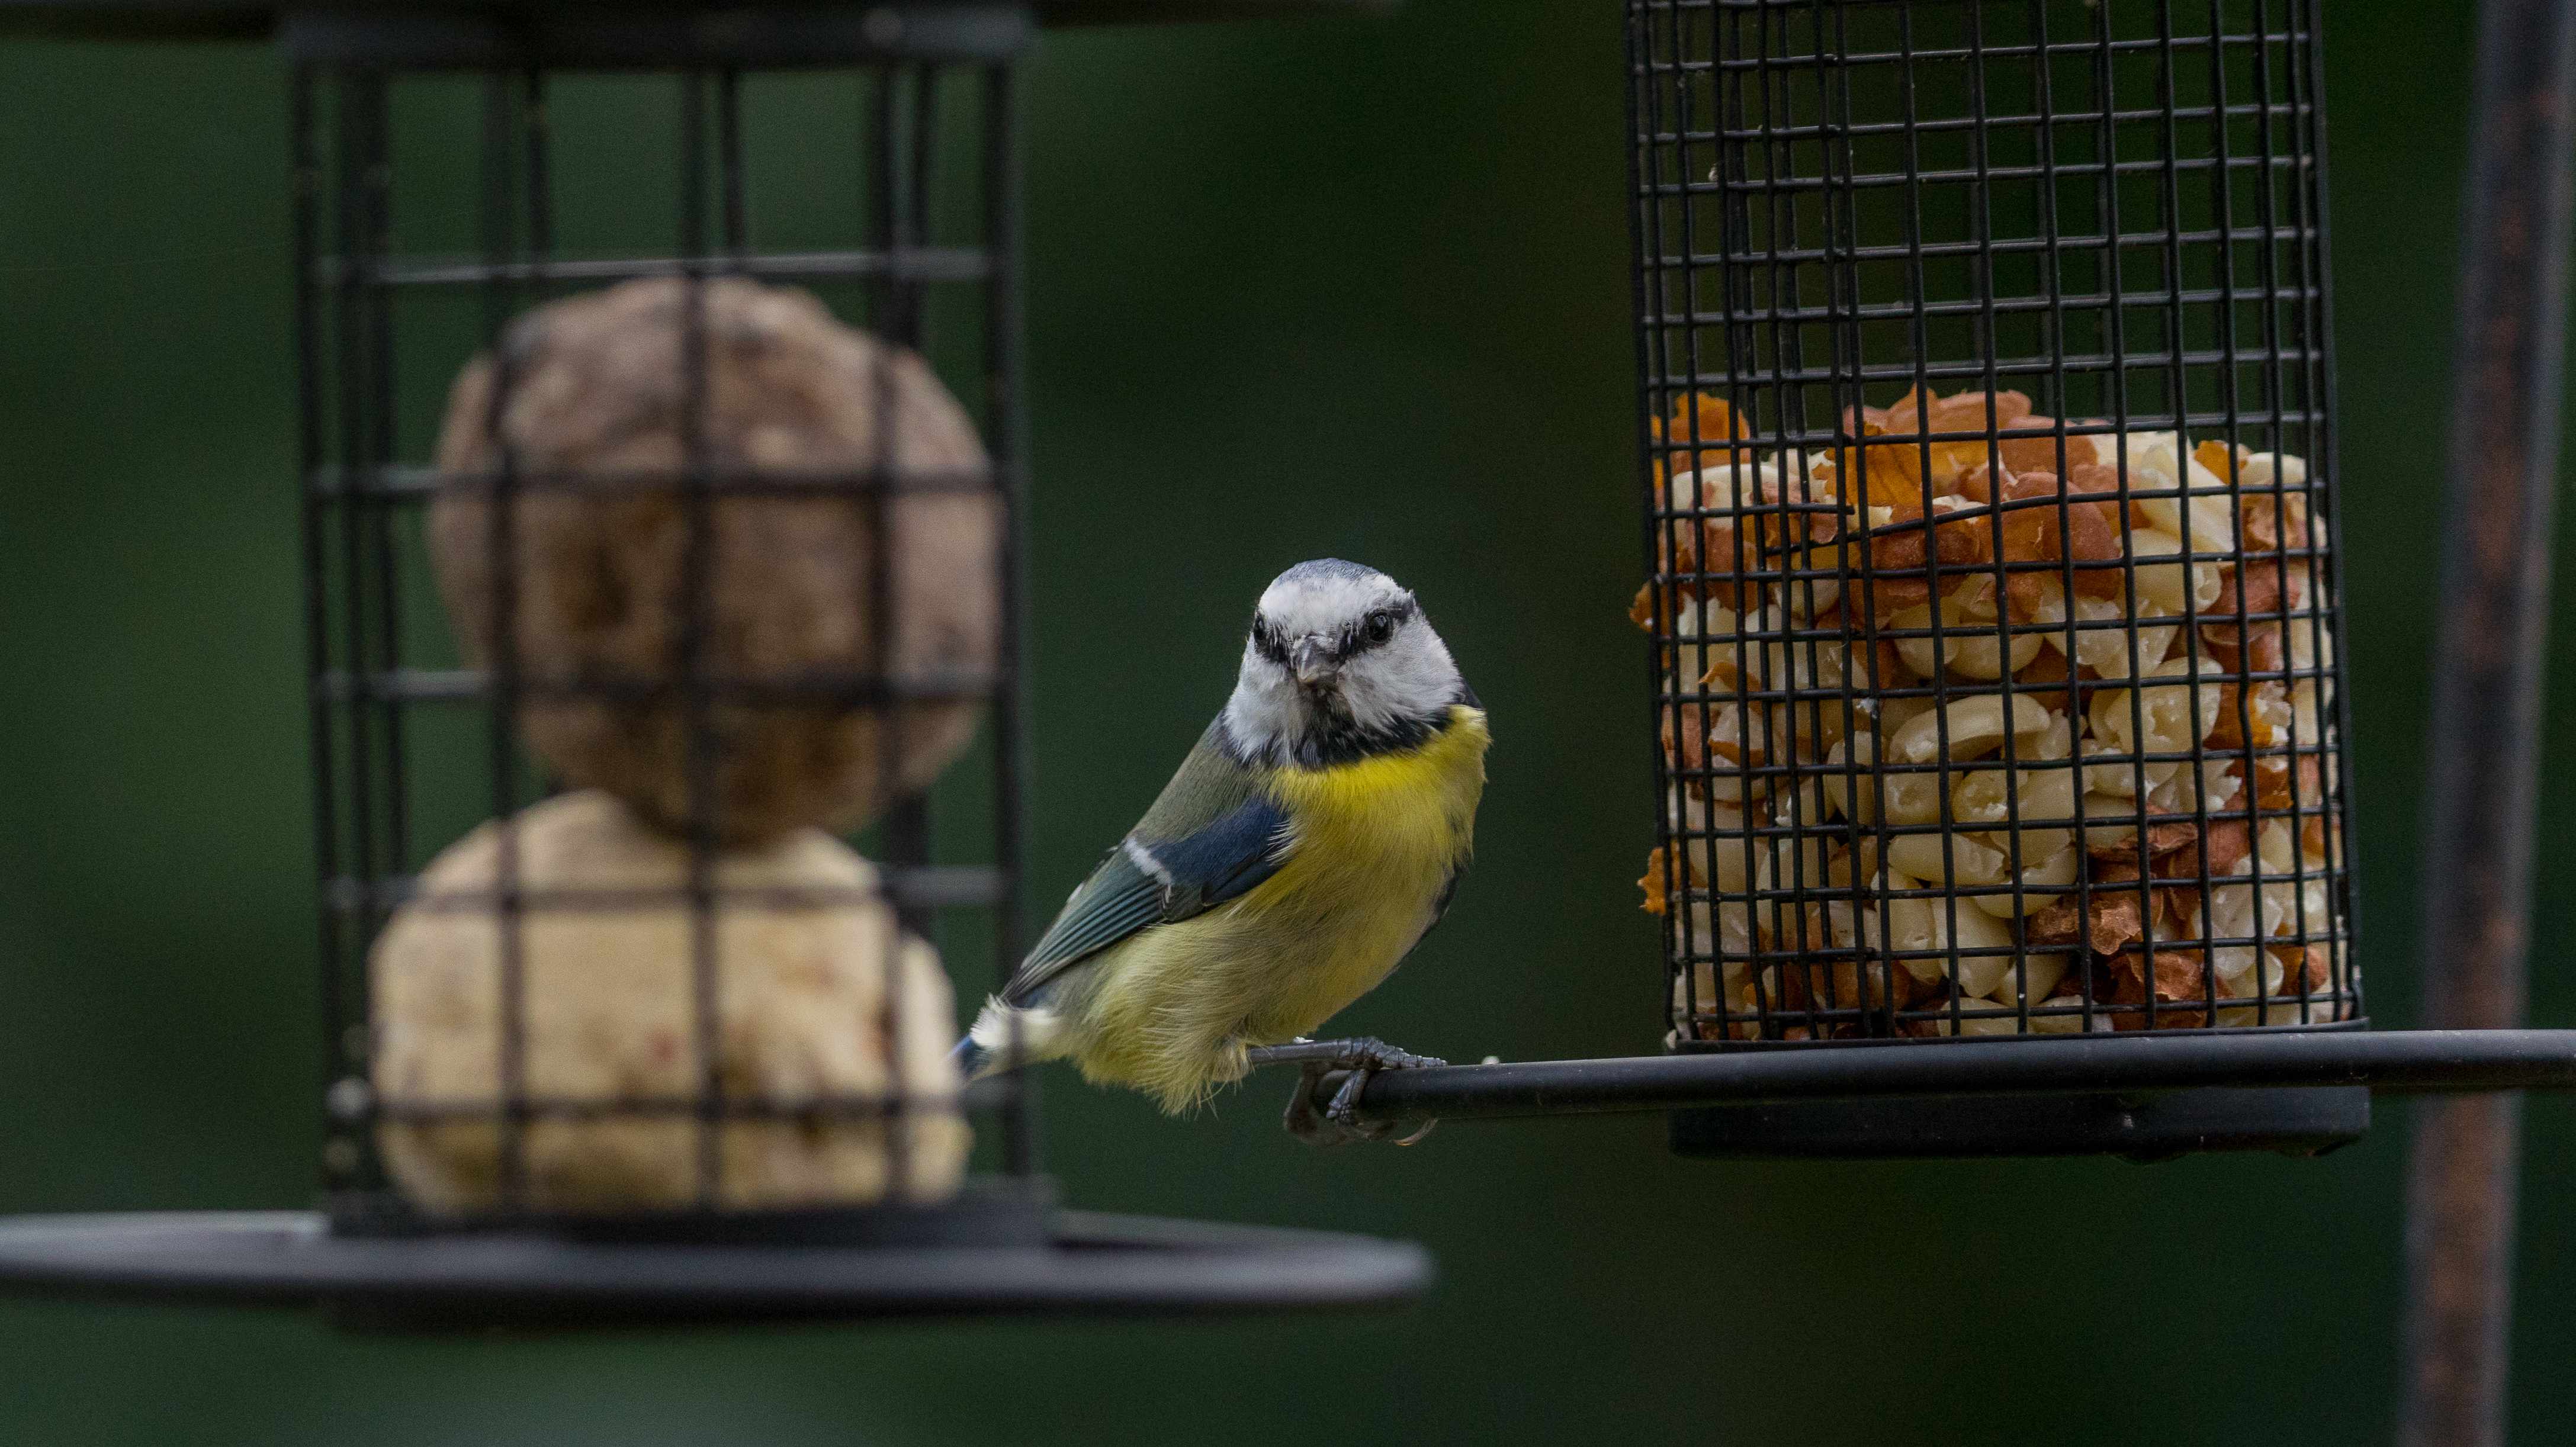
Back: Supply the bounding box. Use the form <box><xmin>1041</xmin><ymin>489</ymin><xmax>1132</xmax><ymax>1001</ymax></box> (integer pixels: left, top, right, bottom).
<box><xmin>1248</xmin><ymin>1037</ymin><xmax>1443</xmax><ymax>1147</ymax></box>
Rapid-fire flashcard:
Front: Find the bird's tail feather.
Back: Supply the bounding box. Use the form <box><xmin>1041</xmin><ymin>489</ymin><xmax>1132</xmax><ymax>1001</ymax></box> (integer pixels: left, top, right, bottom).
<box><xmin>955</xmin><ymin>998</ymin><xmax>1063</xmax><ymax>1081</ymax></box>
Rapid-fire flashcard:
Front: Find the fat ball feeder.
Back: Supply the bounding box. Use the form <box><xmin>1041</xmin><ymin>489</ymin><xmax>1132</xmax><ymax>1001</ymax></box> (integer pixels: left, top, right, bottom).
<box><xmin>0</xmin><ymin>0</ymin><xmax>1432</xmax><ymax>1330</ymax></box>
<box><xmin>1297</xmin><ymin>0</ymin><xmax>2576</xmax><ymax>1188</ymax></box>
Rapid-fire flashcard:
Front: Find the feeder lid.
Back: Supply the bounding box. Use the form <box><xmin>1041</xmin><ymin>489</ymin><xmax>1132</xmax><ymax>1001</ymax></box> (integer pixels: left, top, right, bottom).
<box><xmin>0</xmin><ymin>0</ymin><xmax>1388</xmax><ymax>42</ymax></box>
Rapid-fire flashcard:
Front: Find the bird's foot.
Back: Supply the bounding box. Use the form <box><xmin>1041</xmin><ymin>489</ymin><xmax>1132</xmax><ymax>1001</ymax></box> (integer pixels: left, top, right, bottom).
<box><xmin>1245</xmin><ymin>1037</ymin><xmax>1443</xmax><ymax>1147</ymax></box>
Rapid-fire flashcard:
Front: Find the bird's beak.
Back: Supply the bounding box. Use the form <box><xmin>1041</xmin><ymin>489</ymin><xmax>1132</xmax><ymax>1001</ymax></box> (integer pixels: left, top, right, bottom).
<box><xmin>1289</xmin><ymin>635</ymin><xmax>1338</xmax><ymax>687</ymax></box>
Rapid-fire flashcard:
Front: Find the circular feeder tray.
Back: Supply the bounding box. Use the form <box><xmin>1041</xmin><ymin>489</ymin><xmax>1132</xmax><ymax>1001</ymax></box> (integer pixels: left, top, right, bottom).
<box><xmin>0</xmin><ymin>1201</ymin><xmax>1431</xmax><ymax>1331</ymax></box>
<box><xmin>1308</xmin><ymin>1028</ymin><xmax>2576</xmax><ymax>1162</ymax></box>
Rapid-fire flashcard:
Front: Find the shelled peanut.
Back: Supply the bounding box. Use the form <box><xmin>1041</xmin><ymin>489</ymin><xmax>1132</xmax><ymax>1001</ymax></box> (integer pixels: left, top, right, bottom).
<box><xmin>1634</xmin><ymin>390</ymin><xmax>2350</xmax><ymax>1040</ymax></box>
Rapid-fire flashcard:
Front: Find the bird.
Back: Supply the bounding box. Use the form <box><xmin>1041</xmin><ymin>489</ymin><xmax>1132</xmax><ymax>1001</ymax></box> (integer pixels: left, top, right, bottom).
<box><xmin>956</xmin><ymin>559</ymin><xmax>1489</xmax><ymax>1143</ymax></box>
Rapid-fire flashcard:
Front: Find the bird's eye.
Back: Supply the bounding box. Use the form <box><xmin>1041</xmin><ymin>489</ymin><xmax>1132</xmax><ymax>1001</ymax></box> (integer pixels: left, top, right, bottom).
<box><xmin>1364</xmin><ymin>612</ymin><xmax>1396</xmax><ymax>645</ymax></box>
<box><xmin>1252</xmin><ymin>618</ymin><xmax>1289</xmax><ymax>663</ymax></box>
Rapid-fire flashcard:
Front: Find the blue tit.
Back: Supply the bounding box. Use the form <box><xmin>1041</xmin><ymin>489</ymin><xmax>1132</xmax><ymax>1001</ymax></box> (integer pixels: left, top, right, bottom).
<box><xmin>956</xmin><ymin>558</ymin><xmax>1488</xmax><ymax>1140</ymax></box>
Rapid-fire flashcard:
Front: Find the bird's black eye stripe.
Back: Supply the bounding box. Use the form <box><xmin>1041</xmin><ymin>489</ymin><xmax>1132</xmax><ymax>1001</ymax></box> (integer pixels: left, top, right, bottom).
<box><xmin>1255</xmin><ymin>595</ymin><xmax>1417</xmax><ymax>663</ymax></box>
<box><xmin>1251</xmin><ymin>616</ymin><xmax>1290</xmax><ymax>665</ymax></box>
<box><xmin>1353</xmin><ymin>596</ymin><xmax>1416</xmax><ymax>652</ymax></box>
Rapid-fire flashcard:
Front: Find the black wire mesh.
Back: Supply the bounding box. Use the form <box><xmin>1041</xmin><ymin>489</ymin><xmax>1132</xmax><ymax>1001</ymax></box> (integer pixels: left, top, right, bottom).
<box><xmin>295</xmin><ymin>12</ymin><xmax>1035</xmax><ymax>1227</ymax></box>
<box><xmin>1629</xmin><ymin>0</ymin><xmax>2359</xmax><ymax>1046</ymax></box>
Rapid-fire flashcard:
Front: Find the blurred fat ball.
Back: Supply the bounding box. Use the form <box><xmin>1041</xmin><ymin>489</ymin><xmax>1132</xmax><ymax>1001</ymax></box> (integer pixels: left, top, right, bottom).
<box><xmin>429</xmin><ymin>275</ymin><xmax>1000</xmax><ymax>847</ymax></box>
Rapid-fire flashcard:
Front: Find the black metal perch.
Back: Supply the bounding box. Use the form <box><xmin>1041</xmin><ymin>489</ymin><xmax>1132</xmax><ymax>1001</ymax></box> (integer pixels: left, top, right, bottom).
<box><xmin>1304</xmin><ymin>1028</ymin><xmax>2576</xmax><ymax>1153</ymax></box>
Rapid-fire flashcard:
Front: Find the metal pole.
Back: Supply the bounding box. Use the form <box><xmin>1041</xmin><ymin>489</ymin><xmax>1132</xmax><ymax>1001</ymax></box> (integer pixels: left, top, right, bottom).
<box><xmin>2400</xmin><ymin>0</ymin><xmax>2576</xmax><ymax>1442</ymax></box>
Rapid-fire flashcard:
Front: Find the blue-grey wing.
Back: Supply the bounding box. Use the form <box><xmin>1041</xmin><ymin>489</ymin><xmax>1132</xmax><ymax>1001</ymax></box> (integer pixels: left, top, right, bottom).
<box><xmin>1143</xmin><ymin>789</ymin><xmax>1293</xmax><ymax>917</ymax></box>
<box><xmin>1001</xmin><ymin>742</ymin><xmax>1292</xmax><ymax>1007</ymax></box>
<box><xmin>1001</xmin><ymin>848</ymin><xmax>1166</xmax><ymax>1007</ymax></box>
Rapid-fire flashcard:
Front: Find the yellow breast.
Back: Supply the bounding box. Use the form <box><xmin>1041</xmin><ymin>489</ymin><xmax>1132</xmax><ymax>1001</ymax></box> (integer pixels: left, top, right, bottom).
<box><xmin>1260</xmin><ymin>704</ymin><xmax>1491</xmax><ymax>872</ymax></box>
<box><xmin>1234</xmin><ymin>703</ymin><xmax>1491</xmax><ymax>1034</ymax></box>
<box><xmin>1068</xmin><ymin>704</ymin><xmax>1490</xmax><ymax>1113</ymax></box>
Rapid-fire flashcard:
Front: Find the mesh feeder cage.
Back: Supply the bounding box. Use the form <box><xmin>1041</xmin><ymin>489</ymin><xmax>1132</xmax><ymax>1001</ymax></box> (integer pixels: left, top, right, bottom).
<box><xmin>1635</xmin><ymin>0</ymin><xmax>2365</xmax><ymax>1157</ymax></box>
<box><xmin>0</xmin><ymin>0</ymin><xmax>1430</xmax><ymax>1329</ymax></box>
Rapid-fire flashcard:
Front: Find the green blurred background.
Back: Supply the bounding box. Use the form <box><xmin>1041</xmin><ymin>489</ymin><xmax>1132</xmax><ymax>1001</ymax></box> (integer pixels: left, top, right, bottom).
<box><xmin>3</xmin><ymin>2</ymin><xmax>2572</xmax><ymax>1442</ymax></box>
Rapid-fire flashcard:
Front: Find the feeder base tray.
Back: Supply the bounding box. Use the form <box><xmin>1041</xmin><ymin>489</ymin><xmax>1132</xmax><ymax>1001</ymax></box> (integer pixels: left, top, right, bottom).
<box><xmin>0</xmin><ymin>1207</ymin><xmax>1431</xmax><ymax>1331</ymax></box>
<box><xmin>1672</xmin><ymin>1085</ymin><xmax>2371</xmax><ymax>1162</ymax></box>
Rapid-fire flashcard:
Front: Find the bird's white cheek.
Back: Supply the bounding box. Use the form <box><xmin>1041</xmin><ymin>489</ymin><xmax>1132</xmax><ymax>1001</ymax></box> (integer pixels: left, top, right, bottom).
<box><xmin>1336</xmin><ymin>663</ymin><xmax>1406</xmax><ymax>730</ymax></box>
<box><xmin>1223</xmin><ymin>672</ymin><xmax>1311</xmax><ymax>758</ymax></box>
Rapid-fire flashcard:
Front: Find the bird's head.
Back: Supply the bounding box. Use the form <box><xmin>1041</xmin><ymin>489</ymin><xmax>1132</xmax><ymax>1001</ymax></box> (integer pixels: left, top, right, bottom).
<box><xmin>1222</xmin><ymin>559</ymin><xmax>1469</xmax><ymax>767</ymax></box>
